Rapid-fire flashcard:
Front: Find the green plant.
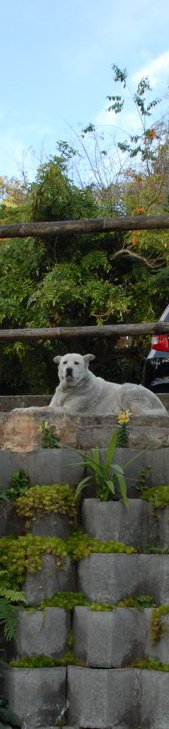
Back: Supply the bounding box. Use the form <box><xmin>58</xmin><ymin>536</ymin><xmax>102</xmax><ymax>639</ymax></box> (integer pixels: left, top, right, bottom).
<box><xmin>9</xmin><ymin>653</ymin><xmax>85</xmax><ymax>668</ymax></box>
<box><xmin>15</xmin><ymin>483</ymin><xmax>77</xmax><ymax>523</ymax></box>
<box><xmin>117</xmin><ymin>595</ymin><xmax>156</xmax><ymax>610</ymax></box>
<box><xmin>131</xmin><ymin>656</ymin><xmax>169</xmax><ymax>672</ymax></box>
<box><xmin>67</xmin><ymin>529</ymin><xmax>136</xmax><ymax>560</ymax></box>
<box><xmin>39</xmin><ymin>591</ymin><xmax>90</xmax><ymax>610</ymax></box>
<box><xmin>0</xmin><ymin>695</ymin><xmax>21</xmax><ymax>728</ymax></box>
<box><xmin>8</xmin><ymin>470</ymin><xmax>30</xmax><ymax>500</ymax></box>
<box><xmin>0</xmin><ymin>570</ymin><xmax>27</xmax><ymax>642</ymax></box>
<box><xmin>0</xmin><ymin>533</ymin><xmax>135</xmax><ymax>588</ymax></box>
<box><xmin>0</xmin><ymin>490</ymin><xmax>9</xmax><ymax>507</ymax></box>
<box><xmin>38</xmin><ymin>422</ymin><xmax>60</xmax><ymax>448</ymax></box>
<box><xmin>0</xmin><ymin>535</ymin><xmax>68</xmax><ymax>586</ymax></box>
<box><xmin>117</xmin><ymin>410</ymin><xmax>131</xmax><ymax>447</ymax></box>
<box><xmin>10</xmin><ymin>655</ymin><xmax>57</xmax><ymax>668</ymax></box>
<box><xmin>73</xmin><ymin>429</ymin><xmax>142</xmax><ymax>507</ymax></box>
<box><xmin>142</xmin><ymin>484</ymin><xmax>169</xmax><ymax>508</ymax></box>
<box><xmin>151</xmin><ymin>606</ymin><xmax>169</xmax><ymax>645</ymax></box>
<box><xmin>133</xmin><ymin>467</ymin><xmax>152</xmax><ymax>495</ymax></box>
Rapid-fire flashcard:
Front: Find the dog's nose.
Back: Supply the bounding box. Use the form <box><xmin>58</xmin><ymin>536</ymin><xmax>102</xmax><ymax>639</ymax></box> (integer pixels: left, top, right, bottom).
<box><xmin>66</xmin><ymin>367</ymin><xmax>73</xmax><ymax>376</ymax></box>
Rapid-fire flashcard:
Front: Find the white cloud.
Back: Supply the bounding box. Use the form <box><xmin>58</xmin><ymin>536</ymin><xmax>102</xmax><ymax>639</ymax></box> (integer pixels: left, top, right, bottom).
<box><xmin>132</xmin><ymin>50</ymin><xmax>169</xmax><ymax>86</ymax></box>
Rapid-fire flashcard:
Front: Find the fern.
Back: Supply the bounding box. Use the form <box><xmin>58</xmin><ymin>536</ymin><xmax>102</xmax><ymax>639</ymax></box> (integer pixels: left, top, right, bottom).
<box><xmin>0</xmin><ymin>599</ymin><xmax>17</xmax><ymax>642</ymax></box>
<box><xmin>0</xmin><ymin>570</ymin><xmax>27</xmax><ymax>643</ymax></box>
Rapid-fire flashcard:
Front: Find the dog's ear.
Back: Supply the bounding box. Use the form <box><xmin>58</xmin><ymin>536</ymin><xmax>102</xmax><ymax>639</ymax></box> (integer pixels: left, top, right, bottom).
<box><xmin>83</xmin><ymin>354</ymin><xmax>95</xmax><ymax>368</ymax></box>
<box><xmin>53</xmin><ymin>355</ymin><xmax>62</xmax><ymax>364</ymax></box>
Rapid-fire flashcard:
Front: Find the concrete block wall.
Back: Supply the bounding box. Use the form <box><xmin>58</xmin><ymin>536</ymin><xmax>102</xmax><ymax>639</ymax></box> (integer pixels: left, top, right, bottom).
<box><xmin>2</xmin><ymin>442</ymin><xmax>169</xmax><ymax>727</ymax></box>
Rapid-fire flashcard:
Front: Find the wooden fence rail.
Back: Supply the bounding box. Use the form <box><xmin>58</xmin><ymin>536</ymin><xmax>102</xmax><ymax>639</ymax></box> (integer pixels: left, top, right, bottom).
<box><xmin>0</xmin><ymin>323</ymin><xmax>169</xmax><ymax>341</ymax></box>
<box><xmin>1</xmin><ymin>214</ymin><xmax>169</xmax><ymax>238</ymax></box>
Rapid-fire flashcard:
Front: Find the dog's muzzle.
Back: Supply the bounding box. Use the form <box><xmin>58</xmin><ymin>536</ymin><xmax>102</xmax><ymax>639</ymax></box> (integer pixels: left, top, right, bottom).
<box><xmin>66</xmin><ymin>367</ymin><xmax>73</xmax><ymax>378</ymax></box>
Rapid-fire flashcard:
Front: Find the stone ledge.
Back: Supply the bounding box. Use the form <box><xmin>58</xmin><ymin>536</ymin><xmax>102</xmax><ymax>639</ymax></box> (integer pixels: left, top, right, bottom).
<box><xmin>77</xmin><ymin>554</ymin><xmax>169</xmax><ymax>605</ymax></box>
<box><xmin>67</xmin><ymin>666</ymin><xmax>169</xmax><ymax>729</ymax></box>
<box><xmin>73</xmin><ymin>606</ymin><xmax>169</xmax><ymax>667</ymax></box>
<box><xmin>3</xmin><ymin>666</ymin><xmax>66</xmax><ymax>726</ymax></box>
<box><xmin>0</xmin><ymin>408</ymin><xmax>169</xmax><ymax>450</ymax></box>
<box><xmin>81</xmin><ymin>498</ymin><xmax>169</xmax><ymax>549</ymax></box>
<box><xmin>23</xmin><ymin>555</ymin><xmax>75</xmax><ymax>606</ymax></box>
<box><xmin>11</xmin><ymin>607</ymin><xmax>71</xmax><ymax>659</ymax></box>
<box><xmin>0</xmin><ymin>391</ymin><xmax>169</xmax><ymax>412</ymax></box>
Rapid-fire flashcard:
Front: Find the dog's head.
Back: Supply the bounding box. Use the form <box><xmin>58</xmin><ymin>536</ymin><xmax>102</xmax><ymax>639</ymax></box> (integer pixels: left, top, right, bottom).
<box><xmin>53</xmin><ymin>352</ymin><xmax>95</xmax><ymax>388</ymax></box>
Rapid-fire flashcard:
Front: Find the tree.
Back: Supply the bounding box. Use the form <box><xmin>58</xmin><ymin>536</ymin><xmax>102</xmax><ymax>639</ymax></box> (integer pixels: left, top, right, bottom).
<box><xmin>1</xmin><ymin>67</ymin><xmax>169</xmax><ymax>393</ymax></box>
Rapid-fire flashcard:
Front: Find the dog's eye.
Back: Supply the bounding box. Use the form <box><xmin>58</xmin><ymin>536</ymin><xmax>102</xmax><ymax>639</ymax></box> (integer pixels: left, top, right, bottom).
<box><xmin>63</xmin><ymin>361</ymin><xmax>67</xmax><ymax>365</ymax></box>
<box><xmin>74</xmin><ymin>361</ymin><xmax>79</xmax><ymax>365</ymax></box>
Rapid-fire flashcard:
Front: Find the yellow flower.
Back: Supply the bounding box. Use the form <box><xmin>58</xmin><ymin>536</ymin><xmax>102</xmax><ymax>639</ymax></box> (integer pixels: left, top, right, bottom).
<box><xmin>118</xmin><ymin>410</ymin><xmax>132</xmax><ymax>425</ymax></box>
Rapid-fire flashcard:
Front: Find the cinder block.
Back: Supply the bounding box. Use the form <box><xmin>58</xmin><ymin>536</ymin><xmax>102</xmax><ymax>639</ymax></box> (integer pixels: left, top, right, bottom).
<box><xmin>13</xmin><ymin>607</ymin><xmax>71</xmax><ymax>659</ymax></box>
<box><xmin>30</xmin><ymin>512</ymin><xmax>71</xmax><ymax>539</ymax></box>
<box><xmin>23</xmin><ymin>555</ymin><xmax>75</xmax><ymax>606</ymax></box>
<box><xmin>3</xmin><ymin>666</ymin><xmax>66</xmax><ymax>726</ymax></box>
<box><xmin>141</xmin><ymin>670</ymin><xmax>169</xmax><ymax>729</ymax></box>
<box><xmin>77</xmin><ymin>554</ymin><xmax>139</xmax><ymax>604</ymax></box>
<box><xmin>77</xmin><ymin>554</ymin><xmax>169</xmax><ymax>605</ymax></box>
<box><xmin>74</xmin><ymin>607</ymin><xmax>169</xmax><ymax>668</ymax></box>
<box><xmin>0</xmin><ymin>448</ymin><xmax>84</xmax><ymax>488</ymax></box>
<box><xmin>67</xmin><ymin>666</ymin><xmax>137</xmax><ymax>728</ymax></box>
<box><xmin>81</xmin><ymin>498</ymin><xmax>152</xmax><ymax>547</ymax></box>
<box><xmin>73</xmin><ymin>606</ymin><xmax>150</xmax><ymax>667</ymax></box>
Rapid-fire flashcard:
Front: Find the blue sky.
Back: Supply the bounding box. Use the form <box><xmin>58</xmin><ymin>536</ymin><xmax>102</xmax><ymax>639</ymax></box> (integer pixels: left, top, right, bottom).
<box><xmin>1</xmin><ymin>0</ymin><xmax>169</xmax><ymax>181</ymax></box>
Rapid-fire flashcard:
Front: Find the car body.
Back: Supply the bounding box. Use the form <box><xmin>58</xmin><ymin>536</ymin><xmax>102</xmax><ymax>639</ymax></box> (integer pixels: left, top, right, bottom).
<box><xmin>142</xmin><ymin>305</ymin><xmax>169</xmax><ymax>392</ymax></box>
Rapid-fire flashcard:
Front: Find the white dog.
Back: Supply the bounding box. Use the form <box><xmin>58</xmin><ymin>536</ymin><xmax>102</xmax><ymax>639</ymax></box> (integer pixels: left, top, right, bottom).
<box><xmin>49</xmin><ymin>352</ymin><xmax>167</xmax><ymax>416</ymax></box>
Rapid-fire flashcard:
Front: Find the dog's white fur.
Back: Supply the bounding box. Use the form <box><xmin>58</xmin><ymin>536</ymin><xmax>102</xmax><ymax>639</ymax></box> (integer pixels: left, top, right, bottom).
<box><xmin>49</xmin><ymin>352</ymin><xmax>167</xmax><ymax>416</ymax></box>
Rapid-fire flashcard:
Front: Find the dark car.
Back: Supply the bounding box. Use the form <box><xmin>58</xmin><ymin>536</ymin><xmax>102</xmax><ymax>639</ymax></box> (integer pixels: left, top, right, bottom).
<box><xmin>142</xmin><ymin>305</ymin><xmax>169</xmax><ymax>392</ymax></box>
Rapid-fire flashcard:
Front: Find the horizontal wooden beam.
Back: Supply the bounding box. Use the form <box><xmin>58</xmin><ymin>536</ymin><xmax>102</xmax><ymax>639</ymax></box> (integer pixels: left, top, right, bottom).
<box><xmin>1</xmin><ymin>215</ymin><xmax>169</xmax><ymax>238</ymax></box>
<box><xmin>0</xmin><ymin>322</ymin><xmax>169</xmax><ymax>340</ymax></box>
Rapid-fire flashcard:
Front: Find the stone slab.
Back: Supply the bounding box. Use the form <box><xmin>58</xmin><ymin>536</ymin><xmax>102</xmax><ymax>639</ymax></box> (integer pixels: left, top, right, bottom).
<box><xmin>3</xmin><ymin>666</ymin><xmax>66</xmax><ymax>727</ymax></box>
<box><xmin>0</xmin><ymin>408</ymin><xmax>169</xmax><ymax>451</ymax></box>
<box><xmin>0</xmin><ymin>391</ymin><xmax>168</xmax><ymax>412</ymax></box>
<box><xmin>141</xmin><ymin>670</ymin><xmax>169</xmax><ymax>729</ymax></box>
<box><xmin>73</xmin><ymin>606</ymin><xmax>148</xmax><ymax>667</ymax></box>
<box><xmin>77</xmin><ymin>554</ymin><xmax>169</xmax><ymax>605</ymax></box>
<box><xmin>68</xmin><ymin>666</ymin><xmax>169</xmax><ymax>729</ymax></box>
<box><xmin>81</xmin><ymin>498</ymin><xmax>153</xmax><ymax>547</ymax></box>
<box><xmin>0</xmin><ymin>448</ymin><xmax>84</xmax><ymax>488</ymax></box>
<box><xmin>23</xmin><ymin>555</ymin><xmax>75</xmax><ymax>606</ymax></box>
<box><xmin>67</xmin><ymin>666</ymin><xmax>137</xmax><ymax>728</ymax></box>
<box><xmin>73</xmin><ymin>607</ymin><xmax>169</xmax><ymax>667</ymax></box>
<box><xmin>29</xmin><ymin>513</ymin><xmax>71</xmax><ymax>539</ymax></box>
<box><xmin>13</xmin><ymin>607</ymin><xmax>71</xmax><ymax>659</ymax></box>
<box><xmin>81</xmin><ymin>498</ymin><xmax>169</xmax><ymax>550</ymax></box>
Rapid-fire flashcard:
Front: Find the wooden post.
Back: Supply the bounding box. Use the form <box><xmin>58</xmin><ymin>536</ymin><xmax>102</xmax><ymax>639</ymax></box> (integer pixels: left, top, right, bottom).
<box><xmin>0</xmin><ymin>322</ymin><xmax>169</xmax><ymax>340</ymax></box>
<box><xmin>1</xmin><ymin>215</ymin><xmax>169</xmax><ymax>238</ymax></box>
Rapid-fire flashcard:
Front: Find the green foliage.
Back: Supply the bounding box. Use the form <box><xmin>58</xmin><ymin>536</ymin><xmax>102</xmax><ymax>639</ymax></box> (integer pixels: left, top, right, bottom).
<box><xmin>89</xmin><ymin>603</ymin><xmax>113</xmax><ymax>612</ymax></box>
<box><xmin>73</xmin><ymin>429</ymin><xmax>142</xmax><ymax>506</ymax></box>
<box><xmin>0</xmin><ymin>695</ymin><xmax>21</xmax><ymax>728</ymax></box>
<box><xmin>10</xmin><ymin>652</ymin><xmax>85</xmax><ymax>668</ymax></box>
<box><xmin>117</xmin><ymin>595</ymin><xmax>156</xmax><ymax>610</ymax></box>
<box><xmin>151</xmin><ymin>606</ymin><xmax>169</xmax><ymax>645</ymax></box>
<box><xmin>8</xmin><ymin>469</ymin><xmax>30</xmax><ymax>500</ymax></box>
<box><xmin>0</xmin><ymin>535</ymin><xmax>68</xmax><ymax>586</ymax></box>
<box><xmin>142</xmin><ymin>484</ymin><xmax>169</xmax><ymax>509</ymax></box>
<box><xmin>1</xmin><ymin>69</ymin><xmax>169</xmax><ymax>393</ymax></box>
<box><xmin>39</xmin><ymin>591</ymin><xmax>90</xmax><ymax>610</ymax></box>
<box><xmin>0</xmin><ymin>569</ymin><xmax>27</xmax><ymax>644</ymax></box>
<box><xmin>15</xmin><ymin>483</ymin><xmax>77</xmax><ymax>522</ymax></box>
<box><xmin>132</xmin><ymin>656</ymin><xmax>169</xmax><ymax>671</ymax></box>
<box><xmin>38</xmin><ymin>421</ymin><xmax>60</xmax><ymax>448</ymax></box>
<box><xmin>67</xmin><ymin>530</ymin><xmax>136</xmax><ymax>560</ymax></box>
<box><xmin>10</xmin><ymin>655</ymin><xmax>57</xmax><ymax>668</ymax></box>
<box><xmin>74</xmin><ymin>429</ymin><xmax>129</xmax><ymax>506</ymax></box>
<box><xmin>0</xmin><ymin>533</ymin><xmax>135</xmax><ymax>587</ymax></box>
